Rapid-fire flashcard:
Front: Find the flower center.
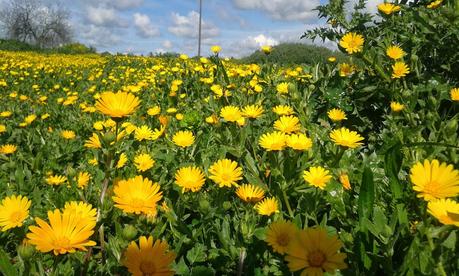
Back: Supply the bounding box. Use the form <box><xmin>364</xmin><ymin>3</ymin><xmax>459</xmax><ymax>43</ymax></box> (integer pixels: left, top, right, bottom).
<box><xmin>308</xmin><ymin>250</ymin><xmax>326</xmax><ymax>267</ymax></box>
<box><xmin>9</xmin><ymin>211</ymin><xmax>23</xmax><ymax>224</ymax></box>
<box><xmin>276</xmin><ymin>233</ymin><xmax>290</xmax><ymax>247</ymax></box>
<box><xmin>53</xmin><ymin>237</ymin><xmax>72</xmax><ymax>250</ymax></box>
<box><xmin>140</xmin><ymin>260</ymin><xmax>157</xmax><ymax>276</ymax></box>
<box><xmin>129</xmin><ymin>197</ymin><xmax>146</xmax><ymax>209</ymax></box>
<box><xmin>424</xmin><ymin>181</ymin><xmax>439</xmax><ymax>197</ymax></box>
<box><xmin>220</xmin><ymin>172</ymin><xmax>232</xmax><ymax>182</ymax></box>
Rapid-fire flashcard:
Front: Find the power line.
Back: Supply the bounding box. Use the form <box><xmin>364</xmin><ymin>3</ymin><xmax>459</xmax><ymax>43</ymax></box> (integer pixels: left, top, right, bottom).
<box><xmin>198</xmin><ymin>0</ymin><xmax>202</xmax><ymax>57</ymax></box>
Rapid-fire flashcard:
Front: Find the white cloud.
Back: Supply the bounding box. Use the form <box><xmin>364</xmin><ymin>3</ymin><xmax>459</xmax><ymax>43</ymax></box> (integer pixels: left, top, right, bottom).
<box><xmin>133</xmin><ymin>13</ymin><xmax>159</xmax><ymax>38</ymax></box>
<box><xmin>113</xmin><ymin>0</ymin><xmax>144</xmax><ymax>9</ymax></box>
<box><xmin>80</xmin><ymin>24</ymin><xmax>121</xmax><ymax>48</ymax></box>
<box><xmin>86</xmin><ymin>6</ymin><xmax>126</xmax><ymax>27</ymax></box>
<box><xmin>168</xmin><ymin>11</ymin><xmax>219</xmax><ymax>39</ymax></box>
<box><xmin>162</xmin><ymin>40</ymin><xmax>173</xmax><ymax>49</ymax></box>
<box><xmin>233</xmin><ymin>0</ymin><xmax>319</xmax><ymax>21</ymax></box>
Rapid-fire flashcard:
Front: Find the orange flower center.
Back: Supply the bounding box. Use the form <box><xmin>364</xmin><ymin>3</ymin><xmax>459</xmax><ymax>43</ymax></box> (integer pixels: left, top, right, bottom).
<box><xmin>276</xmin><ymin>233</ymin><xmax>290</xmax><ymax>247</ymax></box>
<box><xmin>53</xmin><ymin>237</ymin><xmax>72</xmax><ymax>251</ymax></box>
<box><xmin>308</xmin><ymin>250</ymin><xmax>326</xmax><ymax>267</ymax></box>
<box><xmin>140</xmin><ymin>260</ymin><xmax>157</xmax><ymax>275</ymax></box>
<box><xmin>129</xmin><ymin>198</ymin><xmax>146</xmax><ymax>210</ymax></box>
<box><xmin>9</xmin><ymin>211</ymin><xmax>23</xmax><ymax>224</ymax></box>
<box><xmin>424</xmin><ymin>181</ymin><xmax>439</xmax><ymax>198</ymax></box>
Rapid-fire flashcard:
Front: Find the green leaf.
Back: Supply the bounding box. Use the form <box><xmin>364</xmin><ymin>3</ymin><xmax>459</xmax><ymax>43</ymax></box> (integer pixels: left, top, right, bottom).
<box><xmin>186</xmin><ymin>243</ymin><xmax>207</xmax><ymax>264</ymax></box>
<box><xmin>0</xmin><ymin>249</ymin><xmax>17</xmax><ymax>276</ymax></box>
<box><xmin>384</xmin><ymin>141</ymin><xmax>403</xmax><ymax>200</ymax></box>
<box><xmin>358</xmin><ymin>166</ymin><xmax>375</xmax><ymax>232</ymax></box>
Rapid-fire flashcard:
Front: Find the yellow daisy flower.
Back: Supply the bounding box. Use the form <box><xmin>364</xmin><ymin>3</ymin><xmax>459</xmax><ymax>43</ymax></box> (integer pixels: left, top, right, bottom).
<box><xmin>134</xmin><ymin>153</ymin><xmax>155</xmax><ymax>172</ymax></box>
<box><xmin>95</xmin><ymin>92</ymin><xmax>140</xmax><ymax>118</ymax></box>
<box><xmin>450</xmin><ymin>88</ymin><xmax>459</xmax><ymax>101</ymax></box>
<box><xmin>0</xmin><ymin>195</ymin><xmax>31</xmax><ymax>231</ymax></box>
<box><xmin>84</xmin><ymin>133</ymin><xmax>102</xmax><ymax>149</ymax></box>
<box><xmin>254</xmin><ymin>197</ymin><xmax>279</xmax><ymax>216</ymax></box>
<box><xmin>327</xmin><ymin>108</ymin><xmax>347</xmax><ymax>122</ymax></box>
<box><xmin>27</xmin><ymin>209</ymin><xmax>96</xmax><ymax>255</ymax></box>
<box><xmin>116</xmin><ymin>152</ymin><xmax>128</xmax><ymax>169</ymax></box>
<box><xmin>259</xmin><ymin>131</ymin><xmax>287</xmax><ymax>151</ymax></box>
<box><xmin>76</xmin><ymin>172</ymin><xmax>91</xmax><ymax>189</ymax></box>
<box><xmin>329</xmin><ymin>127</ymin><xmax>364</xmax><ymax>149</ymax></box>
<box><xmin>0</xmin><ymin>144</ymin><xmax>17</xmax><ymax>154</ymax></box>
<box><xmin>339</xmin><ymin>32</ymin><xmax>364</xmax><ymax>54</ymax></box>
<box><xmin>377</xmin><ymin>3</ymin><xmax>401</xmax><ymax>15</ymax></box>
<box><xmin>62</xmin><ymin>201</ymin><xmax>97</xmax><ymax>222</ymax></box>
<box><xmin>220</xmin><ymin>105</ymin><xmax>242</xmax><ymax>122</ymax></box>
<box><xmin>272</xmin><ymin>105</ymin><xmax>295</xmax><ymax>116</ymax></box>
<box><xmin>410</xmin><ymin>159</ymin><xmax>459</xmax><ymax>201</ymax></box>
<box><xmin>390</xmin><ymin>101</ymin><xmax>405</xmax><ymax>112</ymax></box>
<box><xmin>175</xmin><ymin>166</ymin><xmax>206</xmax><ymax>192</ymax></box>
<box><xmin>241</xmin><ymin>104</ymin><xmax>264</xmax><ymax>119</ymax></box>
<box><xmin>235</xmin><ymin>184</ymin><xmax>265</xmax><ymax>203</ymax></box>
<box><xmin>286</xmin><ymin>133</ymin><xmax>313</xmax><ymax>151</ymax></box>
<box><xmin>303</xmin><ymin>166</ymin><xmax>332</xmax><ymax>190</ymax></box>
<box><xmin>208</xmin><ymin>159</ymin><xmax>243</xmax><ymax>188</ymax></box>
<box><xmin>285</xmin><ymin>227</ymin><xmax>347</xmax><ymax>275</ymax></box>
<box><xmin>391</xmin><ymin>61</ymin><xmax>410</xmax><ymax>79</ymax></box>
<box><xmin>274</xmin><ymin>115</ymin><xmax>301</xmax><ymax>134</ymax></box>
<box><xmin>112</xmin><ymin>175</ymin><xmax>162</xmax><ymax>216</ymax></box>
<box><xmin>123</xmin><ymin>236</ymin><xmax>176</xmax><ymax>276</ymax></box>
<box><xmin>265</xmin><ymin>220</ymin><xmax>298</xmax><ymax>254</ymax></box>
<box><xmin>172</xmin><ymin>130</ymin><xmax>195</xmax><ymax>148</ymax></box>
<box><xmin>60</xmin><ymin>130</ymin><xmax>76</xmax><ymax>140</ymax></box>
<box><xmin>427</xmin><ymin>199</ymin><xmax>459</xmax><ymax>227</ymax></box>
<box><xmin>45</xmin><ymin>174</ymin><xmax>67</xmax><ymax>186</ymax></box>
<box><xmin>386</xmin><ymin>45</ymin><xmax>405</xmax><ymax>60</ymax></box>
<box><xmin>276</xmin><ymin>82</ymin><xmax>289</xmax><ymax>94</ymax></box>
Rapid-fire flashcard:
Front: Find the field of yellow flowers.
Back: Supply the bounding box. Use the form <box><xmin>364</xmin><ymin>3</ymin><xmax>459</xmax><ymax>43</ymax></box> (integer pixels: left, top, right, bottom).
<box><xmin>1</xmin><ymin>1</ymin><xmax>459</xmax><ymax>275</ymax></box>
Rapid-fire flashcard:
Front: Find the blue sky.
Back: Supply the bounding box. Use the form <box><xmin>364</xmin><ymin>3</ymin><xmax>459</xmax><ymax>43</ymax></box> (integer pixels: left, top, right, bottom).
<box><xmin>1</xmin><ymin>0</ymin><xmax>382</xmax><ymax>56</ymax></box>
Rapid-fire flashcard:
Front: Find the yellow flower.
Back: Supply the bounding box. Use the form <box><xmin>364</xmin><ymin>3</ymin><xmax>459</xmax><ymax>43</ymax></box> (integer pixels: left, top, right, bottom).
<box><xmin>172</xmin><ymin>130</ymin><xmax>195</xmax><ymax>148</ymax></box>
<box><xmin>274</xmin><ymin>115</ymin><xmax>301</xmax><ymax>134</ymax></box>
<box><xmin>112</xmin><ymin>175</ymin><xmax>162</xmax><ymax>216</ymax></box>
<box><xmin>0</xmin><ymin>195</ymin><xmax>31</xmax><ymax>231</ymax></box>
<box><xmin>261</xmin><ymin>45</ymin><xmax>272</xmax><ymax>54</ymax></box>
<box><xmin>175</xmin><ymin>166</ymin><xmax>206</xmax><ymax>192</ymax></box>
<box><xmin>276</xmin><ymin>82</ymin><xmax>289</xmax><ymax>94</ymax></box>
<box><xmin>147</xmin><ymin>106</ymin><xmax>161</xmax><ymax>116</ymax></box>
<box><xmin>63</xmin><ymin>201</ymin><xmax>97</xmax><ymax>222</ymax></box>
<box><xmin>206</xmin><ymin>114</ymin><xmax>219</xmax><ymax>124</ymax></box>
<box><xmin>0</xmin><ymin>124</ymin><xmax>6</xmax><ymax>133</ymax></box>
<box><xmin>339</xmin><ymin>63</ymin><xmax>354</xmax><ymax>77</ymax></box>
<box><xmin>208</xmin><ymin>159</ymin><xmax>243</xmax><ymax>188</ymax></box>
<box><xmin>286</xmin><ymin>133</ymin><xmax>313</xmax><ymax>151</ymax></box>
<box><xmin>123</xmin><ymin>236</ymin><xmax>176</xmax><ymax>276</ymax></box>
<box><xmin>220</xmin><ymin>105</ymin><xmax>242</xmax><ymax>122</ymax></box>
<box><xmin>95</xmin><ymin>92</ymin><xmax>140</xmax><ymax>118</ymax></box>
<box><xmin>166</xmin><ymin>108</ymin><xmax>177</xmax><ymax>114</ymax></box>
<box><xmin>427</xmin><ymin>0</ymin><xmax>443</xmax><ymax>9</ymax></box>
<box><xmin>24</xmin><ymin>114</ymin><xmax>37</xmax><ymax>124</ymax></box>
<box><xmin>328</xmin><ymin>56</ymin><xmax>336</xmax><ymax>62</ymax></box>
<box><xmin>254</xmin><ymin>197</ymin><xmax>279</xmax><ymax>216</ymax></box>
<box><xmin>89</xmin><ymin>158</ymin><xmax>98</xmax><ymax>166</ymax></box>
<box><xmin>391</xmin><ymin>61</ymin><xmax>410</xmax><ymax>79</ymax></box>
<box><xmin>135</xmin><ymin>125</ymin><xmax>155</xmax><ymax>141</ymax></box>
<box><xmin>0</xmin><ymin>144</ymin><xmax>17</xmax><ymax>154</ymax></box>
<box><xmin>339</xmin><ymin>32</ymin><xmax>364</xmax><ymax>54</ymax></box>
<box><xmin>272</xmin><ymin>105</ymin><xmax>295</xmax><ymax>116</ymax></box>
<box><xmin>93</xmin><ymin>121</ymin><xmax>104</xmax><ymax>131</ymax></box>
<box><xmin>259</xmin><ymin>131</ymin><xmax>287</xmax><ymax>151</ymax></box>
<box><xmin>339</xmin><ymin>173</ymin><xmax>351</xmax><ymax>190</ymax></box>
<box><xmin>27</xmin><ymin>209</ymin><xmax>96</xmax><ymax>255</ymax></box>
<box><xmin>377</xmin><ymin>3</ymin><xmax>401</xmax><ymax>15</ymax></box>
<box><xmin>303</xmin><ymin>166</ymin><xmax>332</xmax><ymax>190</ymax></box>
<box><xmin>1</xmin><ymin>111</ymin><xmax>12</xmax><ymax>117</ymax></box>
<box><xmin>427</xmin><ymin>199</ymin><xmax>459</xmax><ymax>226</ymax></box>
<box><xmin>285</xmin><ymin>227</ymin><xmax>347</xmax><ymax>275</ymax></box>
<box><xmin>116</xmin><ymin>152</ymin><xmax>128</xmax><ymax>169</ymax></box>
<box><xmin>235</xmin><ymin>184</ymin><xmax>265</xmax><ymax>203</ymax></box>
<box><xmin>46</xmin><ymin>175</ymin><xmax>67</xmax><ymax>186</ymax></box>
<box><xmin>386</xmin><ymin>45</ymin><xmax>405</xmax><ymax>60</ymax></box>
<box><xmin>241</xmin><ymin>104</ymin><xmax>264</xmax><ymax>119</ymax></box>
<box><xmin>60</xmin><ymin>130</ymin><xmax>76</xmax><ymax>140</ymax></box>
<box><xmin>450</xmin><ymin>88</ymin><xmax>459</xmax><ymax>101</ymax></box>
<box><xmin>211</xmin><ymin>45</ymin><xmax>221</xmax><ymax>54</ymax></box>
<box><xmin>84</xmin><ymin>133</ymin><xmax>102</xmax><ymax>149</ymax></box>
<box><xmin>76</xmin><ymin>172</ymin><xmax>91</xmax><ymax>189</ymax></box>
<box><xmin>410</xmin><ymin>159</ymin><xmax>459</xmax><ymax>201</ymax></box>
<box><xmin>134</xmin><ymin>153</ymin><xmax>155</xmax><ymax>172</ymax></box>
<box><xmin>390</xmin><ymin>101</ymin><xmax>405</xmax><ymax>112</ymax></box>
<box><xmin>175</xmin><ymin>113</ymin><xmax>184</xmax><ymax>120</ymax></box>
<box><xmin>327</xmin><ymin>108</ymin><xmax>347</xmax><ymax>122</ymax></box>
<box><xmin>329</xmin><ymin>127</ymin><xmax>364</xmax><ymax>149</ymax></box>
<box><xmin>265</xmin><ymin>220</ymin><xmax>298</xmax><ymax>254</ymax></box>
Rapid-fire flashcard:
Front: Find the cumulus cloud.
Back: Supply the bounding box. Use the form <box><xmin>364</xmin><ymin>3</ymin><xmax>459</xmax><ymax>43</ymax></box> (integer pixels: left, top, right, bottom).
<box><xmin>113</xmin><ymin>0</ymin><xmax>144</xmax><ymax>9</ymax></box>
<box><xmin>162</xmin><ymin>40</ymin><xmax>173</xmax><ymax>49</ymax></box>
<box><xmin>79</xmin><ymin>24</ymin><xmax>121</xmax><ymax>48</ymax></box>
<box><xmin>133</xmin><ymin>13</ymin><xmax>159</xmax><ymax>38</ymax></box>
<box><xmin>232</xmin><ymin>0</ymin><xmax>319</xmax><ymax>21</ymax></box>
<box><xmin>168</xmin><ymin>11</ymin><xmax>219</xmax><ymax>39</ymax></box>
<box><xmin>86</xmin><ymin>5</ymin><xmax>127</xmax><ymax>27</ymax></box>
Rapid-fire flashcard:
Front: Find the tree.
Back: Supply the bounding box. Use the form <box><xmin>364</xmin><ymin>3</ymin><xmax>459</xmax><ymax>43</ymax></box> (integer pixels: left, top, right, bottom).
<box><xmin>0</xmin><ymin>0</ymin><xmax>72</xmax><ymax>48</ymax></box>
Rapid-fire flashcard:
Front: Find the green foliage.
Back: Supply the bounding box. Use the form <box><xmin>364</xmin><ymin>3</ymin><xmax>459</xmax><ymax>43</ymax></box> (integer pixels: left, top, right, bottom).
<box><xmin>240</xmin><ymin>43</ymin><xmax>347</xmax><ymax>65</ymax></box>
<box><xmin>0</xmin><ymin>39</ymin><xmax>96</xmax><ymax>54</ymax></box>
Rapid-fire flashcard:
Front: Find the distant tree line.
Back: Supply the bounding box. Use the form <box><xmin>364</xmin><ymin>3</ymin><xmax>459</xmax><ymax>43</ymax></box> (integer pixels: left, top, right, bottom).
<box><xmin>0</xmin><ymin>0</ymin><xmax>72</xmax><ymax>48</ymax></box>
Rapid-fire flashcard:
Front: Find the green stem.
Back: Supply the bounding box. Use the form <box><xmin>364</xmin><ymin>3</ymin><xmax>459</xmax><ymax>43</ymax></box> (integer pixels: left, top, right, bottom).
<box><xmin>282</xmin><ymin>189</ymin><xmax>294</xmax><ymax>218</ymax></box>
<box><xmin>331</xmin><ymin>147</ymin><xmax>346</xmax><ymax>167</ymax></box>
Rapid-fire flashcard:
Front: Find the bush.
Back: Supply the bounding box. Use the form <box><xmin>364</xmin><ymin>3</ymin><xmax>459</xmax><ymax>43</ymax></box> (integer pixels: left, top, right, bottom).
<box><xmin>240</xmin><ymin>43</ymin><xmax>347</xmax><ymax>65</ymax></box>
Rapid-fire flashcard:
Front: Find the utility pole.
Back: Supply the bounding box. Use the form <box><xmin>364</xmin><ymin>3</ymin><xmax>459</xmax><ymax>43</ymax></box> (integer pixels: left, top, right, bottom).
<box><xmin>198</xmin><ymin>0</ymin><xmax>202</xmax><ymax>57</ymax></box>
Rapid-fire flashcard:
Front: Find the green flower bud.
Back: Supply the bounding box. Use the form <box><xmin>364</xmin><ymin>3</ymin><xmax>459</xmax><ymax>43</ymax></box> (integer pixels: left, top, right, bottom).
<box><xmin>18</xmin><ymin>244</ymin><xmax>34</xmax><ymax>260</ymax></box>
<box><xmin>199</xmin><ymin>199</ymin><xmax>210</xmax><ymax>213</ymax></box>
<box><xmin>122</xmin><ymin>225</ymin><xmax>138</xmax><ymax>241</ymax></box>
<box><xmin>223</xmin><ymin>201</ymin><xmax>232</xmax><ymax>211</ymax></box>
<box><xmin>102</xmin><ymin>132</ymin><xmax>116</xmax><ymax>145</ymax></box>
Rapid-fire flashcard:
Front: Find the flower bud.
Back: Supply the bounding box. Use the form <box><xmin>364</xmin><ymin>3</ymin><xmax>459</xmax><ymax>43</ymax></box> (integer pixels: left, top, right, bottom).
<box><xmin>18</xmin><ymin>243</ymin><xmax>34</xmax><ymax>260</ymax></box>
<box><xmin>122</xmin><ymin>225</ymin><xmax>138</xmax><ymax>241</ymax></box>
